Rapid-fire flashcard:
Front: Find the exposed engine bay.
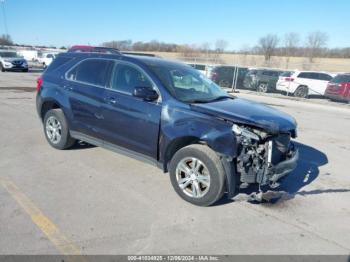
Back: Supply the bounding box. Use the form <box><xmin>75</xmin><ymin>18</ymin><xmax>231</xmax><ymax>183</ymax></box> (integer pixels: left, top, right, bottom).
<box><xmin>232</xmin><ymin>124</ymin><xmax>298</xmax><ymax>188</ymax></box>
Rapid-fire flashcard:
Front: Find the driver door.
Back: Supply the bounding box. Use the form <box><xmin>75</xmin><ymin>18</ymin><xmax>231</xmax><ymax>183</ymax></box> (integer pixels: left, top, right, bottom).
<box><xmin>100</xmin><ymin>62</ymin><xmax>162</xmax><ymax>158</ymax></box>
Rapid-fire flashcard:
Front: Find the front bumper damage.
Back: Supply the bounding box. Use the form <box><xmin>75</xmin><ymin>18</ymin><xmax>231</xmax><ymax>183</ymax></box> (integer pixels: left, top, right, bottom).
<box><xmin>258</xmin><ymin>144</ymin><xmax>299</xmax><ymax>186</ymax></box>
<box><xmin>236</xmin><ymin>130</ymin><xmax>299</xmax><ymax>188</ymax></box>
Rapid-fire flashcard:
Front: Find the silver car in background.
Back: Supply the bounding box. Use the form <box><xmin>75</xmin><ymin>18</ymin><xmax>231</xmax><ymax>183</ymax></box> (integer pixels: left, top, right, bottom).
<box><xmin>0</xmin><ymin>50</ymin><xmax>29</xmax><ymax>72</ymax></box>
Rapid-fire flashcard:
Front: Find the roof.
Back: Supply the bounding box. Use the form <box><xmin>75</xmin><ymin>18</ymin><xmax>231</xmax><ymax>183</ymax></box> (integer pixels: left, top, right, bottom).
<box><xmin>58</xmin><ymin>51</ymin><xmax>189</xmax><ymax>69</ymax></box>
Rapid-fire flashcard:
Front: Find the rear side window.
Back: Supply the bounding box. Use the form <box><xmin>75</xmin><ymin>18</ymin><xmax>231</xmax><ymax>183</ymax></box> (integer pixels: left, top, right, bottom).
<box><xmin>262</xmin><ymin>71</ymin><xmax>277</xmax><ymax>76</ymax></box>
<box><xmin>318</xmin><ymin>73</ymin><xmax>332</xmax><ymax>81</ymax></box>
<box><xmin>67</xmin><ymin>59</ymin><xmax>114</xmax><ymax>87</ymax></box>
<box><xmin>45</xmin><ymin>56</ymin><xmax>73</xmax><ymax>73</ymax></box>
<box><xmin>298</xmin><ymin>72</ymin><xmax>311</xmax><ymax>79</ymax></box>
<box><xmin>332</xmin><ymin>74</ymin><xmax>350</xmax><ymax>83</ymax></box>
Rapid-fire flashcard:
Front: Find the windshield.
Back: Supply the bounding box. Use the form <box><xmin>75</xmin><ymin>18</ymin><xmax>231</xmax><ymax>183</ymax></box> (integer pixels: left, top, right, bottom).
<box><xmin>0</xmin><ymin>52</ymin><xmax>20</xmax><ymax>58</ymax></box>
<box><xmin>149</xmin><ymin>64</ymin><xmax>230</xmax><ymax>103</ymax></box>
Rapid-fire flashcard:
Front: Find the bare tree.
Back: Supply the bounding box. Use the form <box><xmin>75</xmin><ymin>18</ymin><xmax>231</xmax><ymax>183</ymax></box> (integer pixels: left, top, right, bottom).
<box><xmin>284</xmin><ymin>32</ymin><xmax>300</xmax><ymax>68</ymax></box>
<box><xmin>306</xmin><ymin>31</ymin><xmax>328</xmax><ymax>62</ymax></box>
<box><xmin>102</xmin><ymin>40</ymin><xmax>132</xmax><ymax>50</ymax></box>
<box><xmin>215</xmin><ymin>39</ymin><xmax>228</xmax><ymax>53</ymax></box>
<box><xmin>201</xmin><ymin>42</ymin><xmax>211</xmax><ymax>60</ymax></box>
<box><xmin>0</xmin><ymin>34</ymin><xmax>13</xmax><ymax>46</ymax></box>
<box><xmin>258</xmin><ymin>34</ymin><xmax>279</xmax><ymax>62</ymax></box>
<box><xmin>285</xmin><ymin>32</ymin><xmax>300</xmax><ymax>56</ymax></box>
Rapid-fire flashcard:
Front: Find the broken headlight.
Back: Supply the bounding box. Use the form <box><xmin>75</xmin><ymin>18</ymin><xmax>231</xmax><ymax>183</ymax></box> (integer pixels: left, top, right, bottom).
<box><xmin>232</xmin><ymin>124</ymin><xmax>261</xmax><ymax>141</ymax></box>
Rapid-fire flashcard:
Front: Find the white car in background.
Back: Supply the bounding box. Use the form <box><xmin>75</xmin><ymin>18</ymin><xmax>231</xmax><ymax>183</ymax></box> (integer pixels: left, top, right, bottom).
<box><xmin>187</xmin><ymin>63</ymin><xmax>213</xmax><ymax>77</ymax></box>
<box><xmin>38</xmin><ymin>53</ymin><xmax>58</xmax><ymax>68</ymax></box>
<box><xmin>276</xmin><ymin>71</ymin><xmax>335</xmax><ymax>98</ymax></box>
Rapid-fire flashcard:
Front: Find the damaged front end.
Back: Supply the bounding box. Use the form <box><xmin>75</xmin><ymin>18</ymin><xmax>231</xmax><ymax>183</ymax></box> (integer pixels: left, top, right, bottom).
<box><xmin>232</xmin><ymin>124</ymin><xmax>299</xmax><ymax>188</ymax></box>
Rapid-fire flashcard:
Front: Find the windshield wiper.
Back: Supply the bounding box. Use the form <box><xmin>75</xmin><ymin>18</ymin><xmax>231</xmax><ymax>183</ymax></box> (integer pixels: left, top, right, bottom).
<box><xmin>185</xmin><ymin>99</ymin><xmax>210</xmax><ymax>104</ymax></box>
<box><xmin>205</xmin><ymin>96</ymin><xmax>231</xmax><ymax>102</ymax></box>
<box><xmin>186</xmin><ymin>96</ymin><xmax>231</xmax><ymax>104</ymax></box>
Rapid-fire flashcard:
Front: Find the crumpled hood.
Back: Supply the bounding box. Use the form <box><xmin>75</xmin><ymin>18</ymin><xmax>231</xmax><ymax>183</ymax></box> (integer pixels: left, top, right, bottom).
<box><xmin>190</xmin><ymin>97</ymin><xmax>297</xmax><ymax>134</ymax></box>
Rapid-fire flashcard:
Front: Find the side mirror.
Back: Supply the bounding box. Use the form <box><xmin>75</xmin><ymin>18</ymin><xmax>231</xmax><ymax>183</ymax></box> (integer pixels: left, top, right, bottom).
<box><xmin>133</xmin><ymin>87</ymin><xmax>159</xmax><ymax>101</ymax></box>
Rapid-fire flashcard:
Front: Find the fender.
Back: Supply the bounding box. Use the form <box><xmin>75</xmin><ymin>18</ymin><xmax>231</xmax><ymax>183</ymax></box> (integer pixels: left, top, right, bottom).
<box><xmin>159</xmin><ymin>102</ymin><xmax>238</xmax><ymax>198</ymax></box>
<box><xmin>37</xmin><ymin>76</ymin><xmax>73</xmax><ymax>127</ymax></box>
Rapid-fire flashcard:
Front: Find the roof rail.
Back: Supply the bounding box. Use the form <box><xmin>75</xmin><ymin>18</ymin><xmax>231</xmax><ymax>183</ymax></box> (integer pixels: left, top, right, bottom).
<box><xmin>67</xmin><ymin>45</ymin><xmax>121</xmax><ymax>55</ymax></box>
<box><xmin>122</xmin><ymin>52</ymin><xmax>158</xmax><ymax>57</ymax></box>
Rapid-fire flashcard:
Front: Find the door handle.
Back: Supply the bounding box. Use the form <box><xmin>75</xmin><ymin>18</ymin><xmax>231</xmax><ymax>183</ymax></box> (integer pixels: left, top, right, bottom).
<box><xmin>94</xmin><ymin>112</ymin><xmax>104</xmax><ymax>120</ymax></box>
<box><xmin>104</xmin><ymin>97</ymin><xmax>117</xmax><ymax>104</ymax></box>
<box><xmin>63</xmin><ymin>85</ymin><xmax>73</xmax><ymax>91</ymax></box>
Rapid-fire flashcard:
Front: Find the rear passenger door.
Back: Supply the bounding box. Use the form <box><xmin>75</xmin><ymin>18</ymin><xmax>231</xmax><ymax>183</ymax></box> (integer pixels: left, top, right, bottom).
<box><xmin>297</xmin><ymin>72</ymin><xmax>314</xmax><ymax>90</ymax></box>
<box><xmin>64</xmin><ymin>58</ymin><xmax>114</xmax><ymax>138</ymax></box>
<box><xmin>100</xmin><ymin>61</ymin><xmax>162</xmax><ymax>158</ymax></box>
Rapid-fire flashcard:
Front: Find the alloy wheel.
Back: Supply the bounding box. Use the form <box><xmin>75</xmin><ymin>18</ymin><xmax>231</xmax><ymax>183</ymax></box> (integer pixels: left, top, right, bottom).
<box><xmin>175</xmin><ymin>157</ymin><xmax>211</xmax><ymax>198</ymax></box>
<box><xmin>45</xmin><ymin>116</ymin><xmax>62</xmax><ymax>144</ymax></box>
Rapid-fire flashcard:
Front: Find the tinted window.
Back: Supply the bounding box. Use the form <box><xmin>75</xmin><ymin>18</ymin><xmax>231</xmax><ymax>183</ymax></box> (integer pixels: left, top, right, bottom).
<box><xmin>46</xmin><ymin>56</ymin><xmax>73</xmax><ymax>73</ymax></box>
<box><xmin>298</xmin><ymin>72</ymin><xmax>311</xmax><ymax>79</ymax></box>
<box><xmin>308</xmin><ymin>73</ymin><xmax>320</xmax><ymax>80</ymax></box>
<box><xmin>332</xmin><ymin>74</ymin><xmax>350</xmax><ymax>83</ymax></box>
<box><xmin>0</xmin><ymin>52</ymin><xmax>19</xmax><ymax>58</ymax></box>
<box><xmin>262</xmin><ymin>71</ymin><xmax>275</xmax><ymax>76</ymax></box>
<box><xmin>67</xmin><ymin>59</ymin><xmax>114</xmax><ymax>87</ymax></box>
<box><xmin>281</xmin><ymin>71</ymin><xmax>294</xmax><ymax>77</ymax></box>
<box><xmin>318</xmin><ymin>73</ymin><xmax>332</xmax><ymax>81</ymax></box>
<box><xmin>111</xmin><ymin>63</ymin><xmax>153</xmax><ymax>94</ymax></box>
<box><xmin>195</xmin><ymin>65</ymin><xmax>206</xmax><ymax>71</ymax></box>
<box><xmin>247</xmin><ymin>70</ymin><xmax>257</xmax><ymax>76</ymax></box>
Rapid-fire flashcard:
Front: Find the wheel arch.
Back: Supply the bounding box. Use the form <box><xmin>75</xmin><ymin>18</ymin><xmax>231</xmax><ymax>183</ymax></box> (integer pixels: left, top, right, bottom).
<box><xmin>40</xmin><ymin>100</ymin><xmax>62</xmax><ymax>121</ymax></box>
<box><xmin>162</xmin><ymin>136</ymin><xmax>201</xmax><ymax>172</ymax></box>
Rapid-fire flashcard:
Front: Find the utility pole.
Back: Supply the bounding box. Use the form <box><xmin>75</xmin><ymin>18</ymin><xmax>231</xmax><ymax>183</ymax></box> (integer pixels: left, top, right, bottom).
<box><xmin>1</xmin><ymin>0</ymin><xmax>9</xmax><ymax>36</ymax></box>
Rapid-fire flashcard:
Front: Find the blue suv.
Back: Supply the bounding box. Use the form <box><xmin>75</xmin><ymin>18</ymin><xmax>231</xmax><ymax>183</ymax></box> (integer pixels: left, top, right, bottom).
<box><xmin>36</xmin><ymin>51</ymin><xmax>299</xmax><ymax>206</ymax></box>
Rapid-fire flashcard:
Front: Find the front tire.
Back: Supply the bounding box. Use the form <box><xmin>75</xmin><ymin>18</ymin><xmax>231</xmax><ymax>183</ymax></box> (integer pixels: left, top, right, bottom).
<box><xmin>0</xmin><ymin>63</ymin><xmax>5</xmax><ymax>72</ymax></box>
<box><xmin>43</xmin><ymin>109</ymin><xmax>76</xmax><ymax>150</ymax></box>
<box><xmin>169</xmin><ymin>144</ymin><xmax>226</xmax><ymax>206</ymax></box>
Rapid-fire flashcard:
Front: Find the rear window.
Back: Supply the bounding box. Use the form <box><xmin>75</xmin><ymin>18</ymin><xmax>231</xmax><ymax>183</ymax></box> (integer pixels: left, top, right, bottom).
<box><xmin>281</xmin><ymin>71</ymin><xmax>294</xmax><ymax>77</ymax></box>
<box><xmin>66</xmin><ymin>59</ymin><xmax>114</xmax><ymax>87</ymax></box>
<box><xmin>45</xmin><ymin>56</ymin><xmax>73</xmax><ymax>73</ymax></box>
<box><xmin>332</xmin><ymin>74</ymin><xmax>350</xmax><ymax>83</ymax></box>
<box><xmin>195</xmin><ymin>65</ymin><xmax>206</xmax><ymax>71</ymax></box>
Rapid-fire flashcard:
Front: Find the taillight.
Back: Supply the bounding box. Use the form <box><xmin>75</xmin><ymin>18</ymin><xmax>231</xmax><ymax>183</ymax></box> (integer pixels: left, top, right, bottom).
<box><xmin>285</xmin><ymin>77</ymin><xmax>294</xmax><ymax>82</ymax></box>
<box><xmin>36</xmin><ymin>77</ymin><xmax>43</xmax><ymax>92</ymax></box>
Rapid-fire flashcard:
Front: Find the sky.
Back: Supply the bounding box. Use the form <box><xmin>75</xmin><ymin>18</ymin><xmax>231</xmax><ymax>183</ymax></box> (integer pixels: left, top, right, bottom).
<box><xmin>1</xmin><ymin>0</ymin><xmax>349</xmax><ymax>49</ymax></box>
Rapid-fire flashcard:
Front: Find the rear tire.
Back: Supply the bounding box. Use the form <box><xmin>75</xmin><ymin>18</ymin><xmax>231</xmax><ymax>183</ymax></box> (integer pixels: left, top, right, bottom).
<box><xmin>294</xmin><ymin>86</ymin><xmax>309</xmax><ymax>98</ymax></box>
<box><xmin>169</xmin><ymin>144</ymin><xmax>226</xmax><ymax>206</ymax></box>
<box><xmin>43</xmin><ymin>109</ymin><xmax>76</xmax><ymax>150</ymax></box>
<box><xmin>0</xmin><ymin>63</ymin><xmax>5</xmax><ymax>72</ymax></box>
<box><xmin>257</xmin><ymin>82</ymin><xmax>268</xmax><ymax>93</ymax></box>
